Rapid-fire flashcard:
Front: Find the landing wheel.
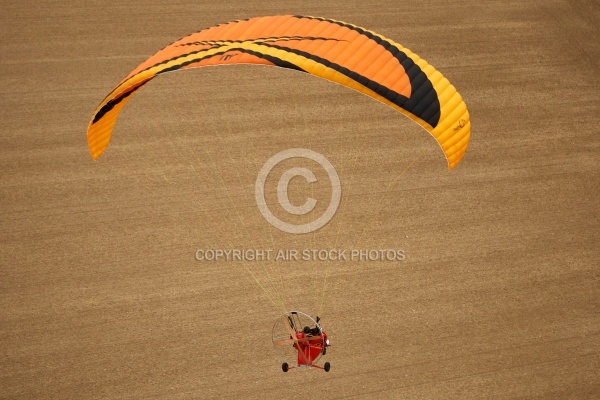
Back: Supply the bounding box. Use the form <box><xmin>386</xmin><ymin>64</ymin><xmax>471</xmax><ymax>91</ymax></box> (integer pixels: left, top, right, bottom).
<box><xmin>282</xmin><ymin>362</ymin><xmax>289</xmax><ymax>372</ymax></box>
<box><xmin>324</xmin><ymin>362</ymin><xmax>331</xmax><ymax>372</ymax></box>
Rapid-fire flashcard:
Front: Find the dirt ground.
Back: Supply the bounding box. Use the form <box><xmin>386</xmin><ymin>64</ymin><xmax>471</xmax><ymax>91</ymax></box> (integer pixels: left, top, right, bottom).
<box><xmin>1</xmin><ymin>0</ymin><xmax>598</xmax><ymax>399</ymax></box>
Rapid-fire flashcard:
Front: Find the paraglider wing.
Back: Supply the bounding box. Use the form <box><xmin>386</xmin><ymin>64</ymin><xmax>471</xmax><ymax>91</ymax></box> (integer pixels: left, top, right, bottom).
<box><xmin>87</xmin><ymin>15</ymin><xmax>470</xmax><ymax>168</ymax></box>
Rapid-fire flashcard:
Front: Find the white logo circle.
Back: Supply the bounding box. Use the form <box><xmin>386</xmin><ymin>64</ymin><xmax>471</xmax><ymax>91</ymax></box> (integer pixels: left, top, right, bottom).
<box><xmin>255</xmin><ymin>149</ymin><xmax>341</xmax><ymax>234</ymax></box>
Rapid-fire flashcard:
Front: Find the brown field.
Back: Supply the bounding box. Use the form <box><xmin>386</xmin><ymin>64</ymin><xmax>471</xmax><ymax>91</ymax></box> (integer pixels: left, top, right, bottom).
<box><xmin>1</xmin><ymin>0</ymin><xmax>598</xmax><ymax>398</ymax></box>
